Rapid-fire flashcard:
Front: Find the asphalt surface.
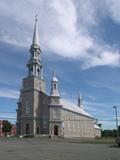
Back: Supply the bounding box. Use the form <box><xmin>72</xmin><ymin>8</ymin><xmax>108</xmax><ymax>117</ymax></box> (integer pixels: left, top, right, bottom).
<box><xmin>0</xmin><ymin>138</ymin><xmax>119</xmax><ymax>160</ymax></box>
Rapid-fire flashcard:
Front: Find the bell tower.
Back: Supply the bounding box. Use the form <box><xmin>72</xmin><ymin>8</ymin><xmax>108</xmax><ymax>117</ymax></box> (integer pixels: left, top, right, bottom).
<box><xmin>50</xmin><ymin>71</ymin><xmax>60</xmax><ymax>104</ymax></box>
<box><xmin>23</xmin><ymin>15</ymin><xmax>46</xmax><ymax>93</ymax></box>
<box><xmin>49</xmin><ymin>71</ymin><xmax>63</xmax><ymax>137</ymax></box>
<box><xmin>16</xmin><ymin>16</ymin><xmax>48</xmax><ymax>136</ymax></box>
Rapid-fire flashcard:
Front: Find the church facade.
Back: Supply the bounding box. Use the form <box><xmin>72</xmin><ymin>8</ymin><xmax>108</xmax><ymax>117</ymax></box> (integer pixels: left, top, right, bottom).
<box><xmin>16</xmin><ymin>18</ymin><xmax>101</xmax><ymax>138</ymax></box>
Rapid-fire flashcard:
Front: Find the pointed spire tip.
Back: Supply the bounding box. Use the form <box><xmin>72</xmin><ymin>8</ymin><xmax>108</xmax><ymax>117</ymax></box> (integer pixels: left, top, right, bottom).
<box><xmin>52</xmin><ymin>70</ymin><xmax>58</xmax><ymax>82</ymax></box>
<box><xmin>31</xmin><ymin>14</ymin><xmax>40</xmax><ymax>47</ymax></box>
<box><xmin>78</xmin><ymin>90</ymin><xmax>82</xmax><ymax>99</ymax></box>
<box><xmin>53</xmin><ymin>70</ymin><xmax>56</xmax><ymax>77</ymax></box>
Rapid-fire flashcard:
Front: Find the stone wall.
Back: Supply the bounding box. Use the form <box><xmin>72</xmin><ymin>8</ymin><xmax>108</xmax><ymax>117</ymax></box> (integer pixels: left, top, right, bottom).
<box><xmin>94</xmin><ymin>128</ymin><xmax>101</xmax><ymax>138</ymax></box>
<box><xmin>61</xmin><ymin>109</ymin><xmax>95</xmax><ymax>138</ymax></box>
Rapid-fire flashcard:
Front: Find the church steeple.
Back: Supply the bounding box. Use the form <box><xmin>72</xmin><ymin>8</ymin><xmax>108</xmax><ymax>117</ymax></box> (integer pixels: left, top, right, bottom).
<box><xmin>32</xmin><ymin>15</ymin><xmax>40</xmax><ymax>47</ymax></box>
<box><xmin>27</xmin><ymin>15</ymin><xmax>43</xmax><ymax>79</ymax></box>
<box><xmin>78</xmin><ymin>91</ymin><xmax>83</xmax><ymax>109</ymax></box>
<box><xmin>50</xmin><ymin>71</ymin><xmax>60</xmax><ymax>97</ymax></box>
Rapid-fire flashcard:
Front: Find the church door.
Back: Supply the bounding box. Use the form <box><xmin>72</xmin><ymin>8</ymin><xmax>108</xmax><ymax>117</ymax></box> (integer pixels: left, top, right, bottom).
<box><xmin>54</xmin><ymin>125</ymin><xmax>59</xmax><ymax>136</ymax></box>
<box><xmin>36</xmin><ymin>127</ymin><xmax>39</xmax><ymax>134</ymax></box>
<box><xmin>25</xmin><ymin>123</ymin><xmax>30</xmax><ymax>135</ymax></box>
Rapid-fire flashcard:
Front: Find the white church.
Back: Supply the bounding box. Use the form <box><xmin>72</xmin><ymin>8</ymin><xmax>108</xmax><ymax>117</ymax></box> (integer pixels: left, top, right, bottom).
<box><xmin>16</xmin><ymin>17</ymin><xmax>101</xmax><ymax>138</ymax></box>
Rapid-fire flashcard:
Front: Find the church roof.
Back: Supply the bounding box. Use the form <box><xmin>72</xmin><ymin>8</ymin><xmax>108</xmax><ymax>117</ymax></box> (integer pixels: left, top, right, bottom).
<box><xmin>94</xmin><ymin>124</ymin><xmax>101</xmax><ymax>130</ymax></box>
<box><xmin>61</xmin><ymin>99</ymin><xmax>94</xmax><ymax>119</ymax></box>
<box><xmin>52</xmin><ymin>76</ymin><xmax>58</xmax><ymax>82</ymax></box>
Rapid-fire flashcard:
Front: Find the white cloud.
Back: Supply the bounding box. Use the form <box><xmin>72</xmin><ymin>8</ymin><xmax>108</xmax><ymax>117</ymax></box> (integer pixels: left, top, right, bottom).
<box><xmin>0</xmin><ymin>89</ymin><xmax>19</xmax><ymax>99</ymax></box>
<box><xmin>51</xmin><ymin>0</ymin><xmax>77</xmax><ymax>34</ymax></box>
<box><xmin>75</xmin><ymin>0</ymin><xmax>99</xmax><ymax>27</ymax></box>
<box><xmin>106</xmin><ymin>0</ymin><xmax>120</xmax><ymax>23</ymax></box>
<box><xmin>1</xmin><ymin>0</ymin><xmax>120</xmax><ymax>68</ymax></box>
<box><xmin>83</xmin><ymin>49</ymin><xmax>120</xmax><ymax>69</ymax></box>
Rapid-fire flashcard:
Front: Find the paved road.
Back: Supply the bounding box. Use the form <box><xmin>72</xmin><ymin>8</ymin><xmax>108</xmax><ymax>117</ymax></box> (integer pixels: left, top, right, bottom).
<box><xmin>0</xmin><ymin>138</ymin><xmax>119</xmax><ymax>160</ymax></box>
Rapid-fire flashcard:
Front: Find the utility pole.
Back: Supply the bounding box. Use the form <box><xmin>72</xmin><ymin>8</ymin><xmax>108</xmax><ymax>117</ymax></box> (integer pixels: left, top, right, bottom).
<box><xmin>113</xmin><ymin>106</ymin><xmax>119</xmax><ymax>139</ymax></box>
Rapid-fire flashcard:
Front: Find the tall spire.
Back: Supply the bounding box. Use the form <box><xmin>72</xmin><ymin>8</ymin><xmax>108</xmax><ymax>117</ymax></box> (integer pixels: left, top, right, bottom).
<box><xmin>52</xmin><ymin>71</ymin><xmax>58</xmax><ymax>82</ymax></box>
<box><xmin>78</xmin><ymin>91</ymin><xmax>83</xmax><ymax>109</ymax></box>
<box><xmin>32</xmin><ymin>14</ymin><xmax>40</xmax><ymax>47</ymax></box>
<box><xmin>27</xmin><ymin>15</ymin><xmax>43</xmax><ymax>79</ymax></box>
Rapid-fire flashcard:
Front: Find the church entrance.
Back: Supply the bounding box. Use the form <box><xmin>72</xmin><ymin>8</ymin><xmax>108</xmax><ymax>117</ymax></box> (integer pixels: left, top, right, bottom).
<box><xmin>25</xmin><ymin>123</ymin><xmax>30</xmax><ymax>135</ymax></box>
<box><xmin>36</xmin><ymin>127</ymin><xmax>39</xmax><ymax>134</ymax></box>
<box><xmin>54</xmin><ymin>125</ymin><xmax>59</xmax><ymax>136</ymax></box>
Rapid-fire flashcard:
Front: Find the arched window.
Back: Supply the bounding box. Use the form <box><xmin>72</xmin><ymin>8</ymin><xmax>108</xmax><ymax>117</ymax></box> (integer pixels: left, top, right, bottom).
<box><xmin>25</xmin><ymin>100</ymin><xmax>30</xmax><ymax>114</ymax></box>
<box><xmin>30</xmin><ymin>68</ymin><xmax>33</xmax><ymax>75</ymax></box>
<box><xmin>37</xmin><ymin>68</ymin><xmax>40</xmax><ymax>76</ymax></box>
<box><xmin>54</xmin><ymin>83</ymin><xmax>57</xmax><ymax>89</ymax></box>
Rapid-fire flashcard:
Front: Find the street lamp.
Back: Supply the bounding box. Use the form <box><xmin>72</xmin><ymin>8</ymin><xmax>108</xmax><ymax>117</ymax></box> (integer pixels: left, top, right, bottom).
<box><xmin>113</xmin><ymin>106</ymin><xmax>119</xmax><ymax>139</ymax></box>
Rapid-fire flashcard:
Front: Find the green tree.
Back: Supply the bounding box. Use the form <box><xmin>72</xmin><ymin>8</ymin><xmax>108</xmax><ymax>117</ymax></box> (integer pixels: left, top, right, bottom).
<box><xmin>102</xmin><ymin>129</ymin><xmax>117</xmax><ymax>137</ymax></box>
<box><xmin>2</xmin><ymin>120</ymin><xmax>12</xmax><ymax>136</ymax></box>
<box><xmin>118</xmin><ymin>125</ymin><xmax>120</xmax><ymax>136</ymax></box>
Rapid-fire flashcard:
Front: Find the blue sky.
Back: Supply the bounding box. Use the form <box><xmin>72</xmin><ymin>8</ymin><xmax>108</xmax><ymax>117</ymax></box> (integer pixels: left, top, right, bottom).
<box><xmin>0</xmin><ymin>0</ymin><xmax>120</xmax><ymax>129</ymax></box>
